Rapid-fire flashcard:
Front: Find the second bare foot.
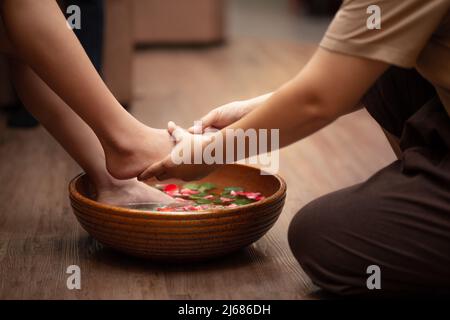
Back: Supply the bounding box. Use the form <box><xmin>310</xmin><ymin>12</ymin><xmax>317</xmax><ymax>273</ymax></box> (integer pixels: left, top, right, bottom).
<box><xmin>96</xmin><ymin>179</ymin><xmax>173</xmax><ymax>206</ymax></box>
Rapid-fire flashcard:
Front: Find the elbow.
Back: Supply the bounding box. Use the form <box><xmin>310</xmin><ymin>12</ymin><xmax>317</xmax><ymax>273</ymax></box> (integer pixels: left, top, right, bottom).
<box><xmin>300</xmin><ymin>91</ymin><xmax>343</xmax><ymax>124</ymax></box>
<box><xmin>303</xmin><ymin>103</ymin><xmax>339</xmax><ymax>124</ymax></box>
<box><xmin>281</xmin><ymin>75</ymin><xmax>354</xmax><ymax>123</ymax></box>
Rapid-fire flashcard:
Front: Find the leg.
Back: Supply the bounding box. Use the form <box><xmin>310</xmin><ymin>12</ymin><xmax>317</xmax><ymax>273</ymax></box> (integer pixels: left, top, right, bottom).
<box><xmin>1</xmin><ymin>0</ymin><xmax>172</xmax><ymax>179</ymax></box>
<box><xmin>0</xmin><ymin>15</ymin><xmax>12</xmax><ymax>55</ymax></box>
<box><xmin>288</xmin><ymin>161</ymin><xmax>450</xmax><ymax>296</ymax></box>
<box><xmin>288</xmin><ymin>98</ymin><xmax>450</xmax><ymax>296</ymax></box>
<box><xmin>10</xmin><ymin>60</ymin><xmax>172</xmax><ymax>205</ymax></box>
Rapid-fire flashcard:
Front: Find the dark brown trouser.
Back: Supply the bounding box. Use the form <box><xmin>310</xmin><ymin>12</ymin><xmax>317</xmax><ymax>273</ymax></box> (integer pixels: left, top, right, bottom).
<box><xmin>288</xmin><ymin>68</ymin><xmax>450</xmax><ymax>296</ymax></box>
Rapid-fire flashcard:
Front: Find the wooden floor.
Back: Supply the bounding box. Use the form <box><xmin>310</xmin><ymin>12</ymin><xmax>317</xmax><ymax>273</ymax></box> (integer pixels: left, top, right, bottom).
<box><xmin>0</xmin><ymin>39</ymin><xmax>396</xmax><ymax>299</ymax></box>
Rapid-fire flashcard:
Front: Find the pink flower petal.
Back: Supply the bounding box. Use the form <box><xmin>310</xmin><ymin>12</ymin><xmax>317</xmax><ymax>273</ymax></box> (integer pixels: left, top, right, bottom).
<box><xmin>245</xmin><ymin>192</ymin><xmax>261</xmax><ymax>200</ymax></box>
<box><xmin>230</xmin><ymin>191</ymin><xmax>261</xmax><ymax>199</ymax></box>
<box><xmin>166</xmin><ymin>191</ymin><xmax>182</xmax><ymax>197</ymax></box>
<box><xmin>180</xmin><ymin>188</ymin><xmax>199</xmax><ymax>195</ymax></box>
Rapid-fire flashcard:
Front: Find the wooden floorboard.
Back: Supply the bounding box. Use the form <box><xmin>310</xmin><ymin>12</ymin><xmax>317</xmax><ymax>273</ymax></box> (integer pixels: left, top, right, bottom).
<box><xmin>0</xmin><ymin>39</ymin><xmax>396</xmax><ymax>299</ymax></box>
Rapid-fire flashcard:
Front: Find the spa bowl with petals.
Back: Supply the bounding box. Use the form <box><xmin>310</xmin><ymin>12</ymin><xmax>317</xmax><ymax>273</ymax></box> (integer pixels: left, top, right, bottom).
<box><xmin>69</xmin><ymin>164</ymin><xmax>286</xmax><ymax>262</ymax></box>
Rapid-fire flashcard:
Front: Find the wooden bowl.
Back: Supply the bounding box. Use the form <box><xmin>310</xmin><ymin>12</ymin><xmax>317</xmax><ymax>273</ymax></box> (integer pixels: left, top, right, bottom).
<box><xmin>69</xmin><ymin>164</ymin><xmax>286</xmax><ymax>262</ymax></box>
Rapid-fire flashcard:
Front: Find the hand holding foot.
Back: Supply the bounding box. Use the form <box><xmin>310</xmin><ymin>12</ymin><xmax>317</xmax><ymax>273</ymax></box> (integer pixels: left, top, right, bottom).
<box><xmin>103</xmin><ymin>124</ymin><xmax>175</xmax><ymax>180</ymax></box>
<box><xmin>138</xmin><ymin>122</ymin><xmax>217</xmax><ymax>182</ymax></box>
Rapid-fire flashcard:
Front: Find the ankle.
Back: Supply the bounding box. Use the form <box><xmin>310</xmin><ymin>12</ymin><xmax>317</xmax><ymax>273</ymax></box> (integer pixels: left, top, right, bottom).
<box><xmin>100</xmin><ymin>118</ymin><xmax>147</xmax><ymax>155</ymax></box>
<box><xmin>92</xmin><ymin>173</ymin><xmax>134</xmax><ymax>192</ymax></box>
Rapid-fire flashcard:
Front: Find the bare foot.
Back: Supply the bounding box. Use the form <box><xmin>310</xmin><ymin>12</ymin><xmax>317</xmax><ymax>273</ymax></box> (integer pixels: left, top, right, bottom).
<box><xmin>96</xmin><ymin>179</ymin><xmax>173</xmax><ymax>206</ymax></box>
<box><xmin>103</xmin><ymin>125</ymin><xmax>174</xmax><ymax>180</ymax></box>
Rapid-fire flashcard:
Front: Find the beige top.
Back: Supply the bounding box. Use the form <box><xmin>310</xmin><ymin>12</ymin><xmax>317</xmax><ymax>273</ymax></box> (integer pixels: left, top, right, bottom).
<box><xmin>320</xmin><ymin>0</ymin><xmax>450</xmax><ymax>117</ymax></box>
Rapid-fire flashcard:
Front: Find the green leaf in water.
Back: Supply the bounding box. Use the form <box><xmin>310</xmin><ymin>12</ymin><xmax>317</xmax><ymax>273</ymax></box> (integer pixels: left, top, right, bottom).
<box><xmin>220</xmin><ymin>192</ymin><xmax>236</xmax><ymax>198</ymax></box>
<box><xmin>189</xmin><ymin>193</ymin><xmax>208</xmax><ymax>199</ymax></box>
<box><xmin>182</xmin><ymin>183</ymin><xmax>199</xmax><ymax>190</ymax></box>
<box><xmin>198</xmin><ymin>183</ymin><xmax>216</xmax><ymax>192</ymax></box>
<box><xmin>233</xmin><ymin>198</ymin><xmax>253</xmax><ymax>205</ymax></box>
<box><xmin>195</xmin><ymin>198</ymin><xmax>213</xmax><ymax>205</ymax></box>
<box><xmin>222</xmin><ymin>187</ymin><xmax>244</xmax><ymax>196</ymax></box>
<box><xmin>224</xmin><ymin>186</ymin><xmax>244</xmax><ymax>192</ymax></box>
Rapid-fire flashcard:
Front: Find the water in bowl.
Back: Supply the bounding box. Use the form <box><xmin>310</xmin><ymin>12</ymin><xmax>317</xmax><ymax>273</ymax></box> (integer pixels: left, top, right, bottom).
<box><xmin>119</xmin><ymin>202</ymin><xmax>188</xmax><ymax>211</ymax></box>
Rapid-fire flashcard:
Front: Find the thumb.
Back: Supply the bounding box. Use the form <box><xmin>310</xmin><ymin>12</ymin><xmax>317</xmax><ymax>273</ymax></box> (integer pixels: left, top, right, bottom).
<box><xmin>167</xmin><ymin>121</ymin><xmax>178</xmax><ymax>134</ymax></box>
<box><xmin>168</xmin><ymin>121</ymin><xmax>188</xmax><ymax>143</ymax></box>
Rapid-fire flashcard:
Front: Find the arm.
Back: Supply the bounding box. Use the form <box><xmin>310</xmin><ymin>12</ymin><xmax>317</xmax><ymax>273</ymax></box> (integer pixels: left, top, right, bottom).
<box><xmin>225</xmin><ymin>48</ymin><xmax>387</xmax><ymax>148</ymax></box>
<box><xmin>139</xmin><ymin>48</ymin><xmax>389</xmax><ymax>181</ymax></box>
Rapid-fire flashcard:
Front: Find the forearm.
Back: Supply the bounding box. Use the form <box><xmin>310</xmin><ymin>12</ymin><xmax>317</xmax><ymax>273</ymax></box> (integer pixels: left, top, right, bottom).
<box><xmin>213</xmin><ymin>81</ymin><xmax>336</xmax><ymax>163</ymax></box>
<box><xmin>244</xmin><ymin>92</ymin><xmax>273</xmax><ymax>111</ymax></box>
<box><xmin>231</xmin><ymin>84</ymin><xmax>333</xmax><ymax>147</ymax></box>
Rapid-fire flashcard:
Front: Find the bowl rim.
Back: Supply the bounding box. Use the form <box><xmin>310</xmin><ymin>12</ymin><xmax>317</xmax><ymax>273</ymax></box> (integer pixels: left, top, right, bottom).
<box><xmin>69</xmin><ymin>164</ymin><xmax>287</xmax><ymax>219</ymax></box>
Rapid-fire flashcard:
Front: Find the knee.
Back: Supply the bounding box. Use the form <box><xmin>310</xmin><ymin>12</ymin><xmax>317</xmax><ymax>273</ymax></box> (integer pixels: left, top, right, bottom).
<box><xmin>288</xmin><ymin>195</ymin><xmax>361</xmax><ymax>295</ymax></box>
<box><xmin>288</xmin><ymin>201</ymin><xmax>318</xmax><ymax>265</ymax></box>
<box><xmin>288</xmin><ymin>199</ymin><xmax>331</xmax><ymax>288</ymax></box>
<box><xmin>0</xmin><ymin>41</ymin><xmax>14</xmax><ymax>56</ymax></box>
<box><xmin>0</xmin><ymin>19</ymin><xmax>15</xmax><ymax>57</ymax></box>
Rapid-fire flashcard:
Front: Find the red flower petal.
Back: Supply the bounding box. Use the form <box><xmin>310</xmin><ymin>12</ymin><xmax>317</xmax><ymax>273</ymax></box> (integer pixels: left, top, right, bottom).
<box><xmin>156</xmin><ymin>207</ymin><xmax>173</xmax><ymax>212</ymax></box>
<box><xmin>164</xmin><ymin>184</ymin><xmax>179</xmax><ymax>193</ymax></box>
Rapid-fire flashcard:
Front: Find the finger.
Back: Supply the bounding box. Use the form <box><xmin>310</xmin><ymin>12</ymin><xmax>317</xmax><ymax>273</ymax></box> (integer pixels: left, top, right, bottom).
<box><xmin>137</xmin><ymin>164</ymin><xmax>157</xmax><ymax>181</ymax></box>
<box><xmin>188</xmin><ymin>124</ymin><xmax>202</xmax><ymax>134</ymax></box>
<box><xmin>140</xmin><ymin>154</ymin><xmax>178</xmax><ymax>181</ymax></box>
<box><xmin>204</xmin><ymin>127</ymin><xmax>219</xmax><ymax>134</ymax></box>
<box><xmin>167</xmin><ymin>121</ymin><xmax>177</xmax><ymax>134</ymax></box>
<box><xmin>167</xmin><ymin>121</ymin><xmax>188</xmax><ymax>143</ymax></box>
<box><xmin>154</xmin><ymin>157</ymin><xmax>177</xmax><ymax>181</ymax></box>
<box><xmin>155</xmin><ymin>171</ymin><xmax>171</xmax><ymax>181</ymax></box>
<box><xmin>138</xmin><ymin>161</ymin><xmax>166</xmax><ymax>181</ymax></box>
<box><xmin>171</xmin><ymin>126</ymin><xmax>188</xmax><ymax>144</ymax></box>
<box><xmin>188</xmin><ymin>111</ymin><xmax>218</xmax><ymax>133</ymax></box>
